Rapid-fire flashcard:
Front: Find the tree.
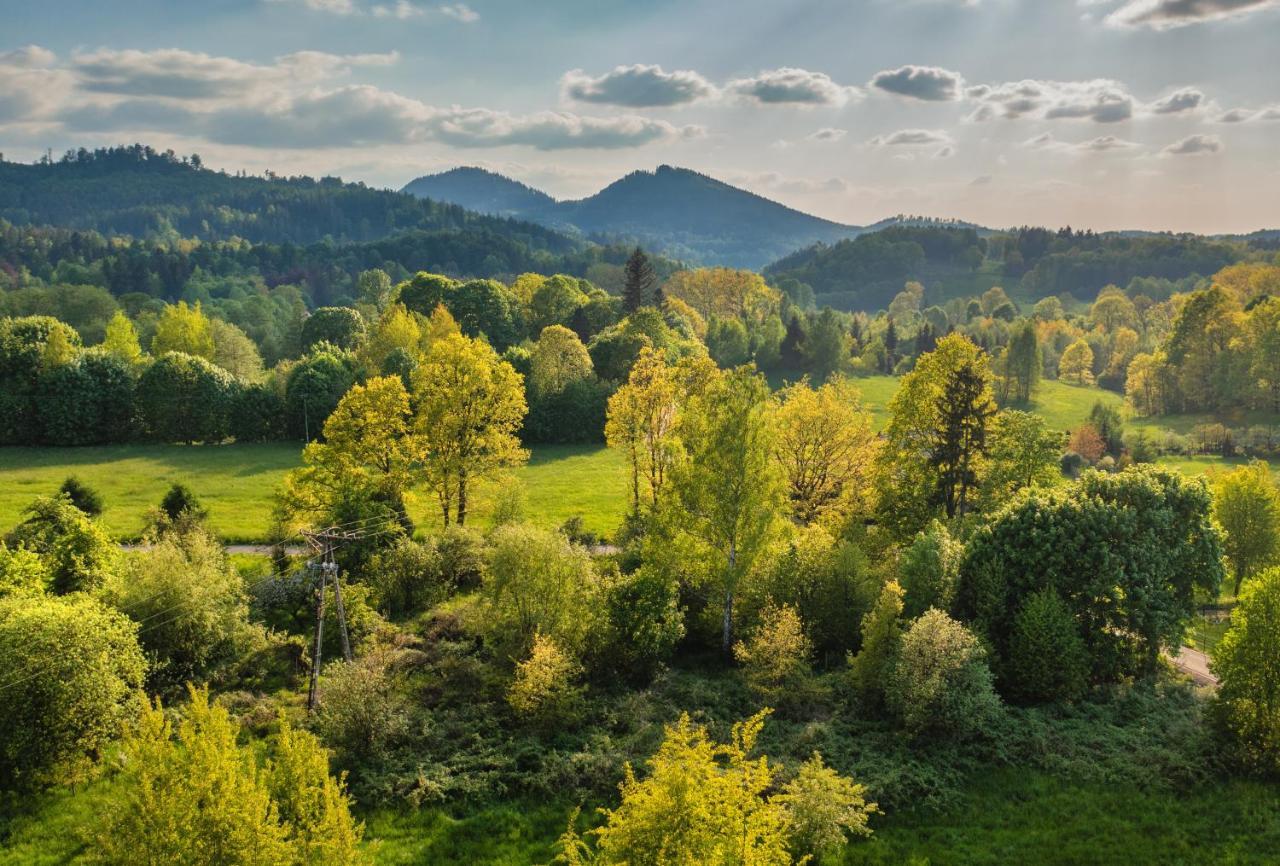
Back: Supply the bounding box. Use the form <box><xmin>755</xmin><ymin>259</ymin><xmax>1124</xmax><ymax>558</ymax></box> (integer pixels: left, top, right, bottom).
<box><xmin>151</xmin><ymin>300</ymin><xmax>215</xmax><ymax>359</ymax></box>
<box><xmin>1059</xmin><ymin>338</ymin><xmax>1095</xmax><ymax>386</ymax></box>
<box><xmin>59</xmin><ymin>476</ymin><xmax>104</xmax><ymax>516</ymax></box>
<box><xmin>557</xmin><ymin>712</ymin><xmax>795</xmax><ymax>865</ymax></box>
<box><xmin>361</xmin><ymin>304</ymin><xmax>424</xmax><ymax>374</ymax></box>
<box><xmin>93</xmin><ymin>686</ymin><xmax>369</xmax><ymax>866</ymax></box>
<box><xmin>775</xmin><ymin>753</ymin><xmax>877</xmax><ymax>859</ymax></box>
<box><xmin>413</xmin><ymin>332</ymin><xmax>527</xmax><ymax>526</ymax></box>
<box><xmin>876</xmin><ymin>334</ymin><xmax>994</xmax><ymax>537</ymax></box>
<box><xmin>0</xmin><ymin>593</ymin><xmax>145</xmax><ymax>787</ymax></box>
<box><xmin>886</xmin><ymin>609</ymin><xmax>1001</xmax><ymax>738</ymax></box>
<box><xmin>209</xmin><ymin>318</ymin><xmax>264</xmax><ymax>378</ymax></box>
<box><xmin>899</xmin><ymin>520</ymin><xmax>962</xmax><ymax>619</ymax></box>
<box><xmin>605</xmin><ymin>347</ymin><xmax>680</xmax><ymax>514</ymax></box>
<box><xmin>301</xmin><ymin>307</ymin><xmax>366</xmax><ymax>352</ymax></box>
<box><xmin>528</xmin><ymin>325</ymin><xmax>594</xmax><ymax>397</ymax></box>
<box><xmin>1247</xmin><ymin>297</ymin><xmax>1280</xmax><ymax>413</ymax></box>
<box><xmin>1212</xmin><ymin>567</ymin><xmax>1280</xmax><ymax>776</ymax></box>
<box><xmin>284</xmin><ymin>376</ymin><xmax>419</xmax><ymax>530</ymax></box>
<box><xmin>285</xmin><ymin>348</ymin><xmax>358</xmax><ymax>440</ymax></box>
<box><xmin>772</xmin><ymin>376</ymin><xmax>875</xmax><ymax>524</ymax></box>
<box><xmin>1003</xmin><ymin>319</ymin><xmax>1042</xmax><ymax>403</ymax></box>
<box><xmin>671</xmin><ymin>367</ymin><xmax>783</xmax><ymax>653</ymax></box>
<box><xmin>1125</xmin><ymin>351</ymin><xmax>1174</xmax><ymax>417</ymax></box>
<box><xmin>482</xmin><ymin>523</ymin><xmax>599</xmax><ymax>661</ymax></box>
<box><xmin>1006</xmin><ymin>588</ymin><xmax>1088</xmax><ymax>704</ymax></box>
<box><xmin>356</xmin><ymin>268</ymin><xmax>393</xmax><ymax>310</ymax></box>
<box><xmin>804</xmin><ymin>308</ymin><xmax>848</xmax><ymax>382</ymax></box>
<box><xmin>622</xmin><ymin>248</ymin><xmax>656</xmax><ymax>313</ymax></box>
<box><xmin>663</xmin><ymin>267</ymin><xmax>778</xmax><ymax>324</ymax></box>
<box><xmin>1068</xmin><ymin>424</ymin><xmax>1106</xmax><ymax>464</ymax></box>
<box><xmin>705</xmin><ymin>316</ymin><xmax>750</xmax><ymax>368</ymax></box>
<box><xmin>1090</xmin><ymin>288</ymin><xmax>1137</xmax><ymax>332</ymax></box>
<box><xmin>529</xmin><ymin>274</ymin><xmax>589</xmax><ymax>332</ymax></box>
<box><xmin>101</xmin><ymin>309</ymin><xmax>143</xmax><ymax>366</ymax></box>
<box><xmin>1165</xmin><ymin>286</ymin><xmax>1242</xmax><ymax>412</ymax></box>
<box><xmin>847</xmin><ymin>580</ymin><xmax>904</xmax><ymax>709</ymax></box>
<box><xmin>449</xmin><ymin>279</ymin><xmax>522</xmax><ymax>350</ymax></box>
<box><xmin>733</xmin><ymin>603</ymin><xmax>814</xmax><ymax>710</ymax></box>
<box><xmin>158</xmin><ymin>482</ymin><xmax>207</xmax><ymax>525</ymax></box>
<box><xmin>981</xmin><ymin>410</ymin><xmax>1063</xmax><ymax>510</ymax></box>
<box><xmin>1213</xmin><ymin>461</ymin><xmax>1280</xmax><ymax>597</ymax></box>
<box><xmin>508</xmin><ymin>632</ymin><xmax>585</xmax><ymax>731</ymax></box>
<box><xmin>6</xmin><ymin>495</ymin><xmax>118</xmax><ymax>594</ymax></box>
<box><xmin>137</xmin><ymin>352</ymin><xmax>237</xmax><ymax>443</ymax></box>
<box><xmin>1088</xmin><ymin>401</ymin><xmax>1124</xmax><ymax>457</ymax></box>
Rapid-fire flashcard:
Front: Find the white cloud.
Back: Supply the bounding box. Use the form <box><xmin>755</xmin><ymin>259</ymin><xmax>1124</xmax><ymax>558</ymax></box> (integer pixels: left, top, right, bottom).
<box><xmin>869</xmin><ymin>128</ymin><xmax>953</xmax><ymax>147</ymax></box>
<box><xmin>438</xmin><ymin>3</ymin><xmax>479</xmax><ymax>22</ymax></box>
<box><xmin>1105</xmin><ymin>0</ymin><xmax>1280</xmax><ymax>29</ymax></box>
<box><xmin>271</xmin><ymin>0</ymin><xmax>478</xmax><ymax>20</ymax></box>
<box><xmin>1162</xmin><ymin>133</ymin><xmax>1223</xmax><ymax>155</ymax></box>
<box><xmin>1022</xmin><ymin>132</ymin><xmax>1142</xmax><ymax>154</ymax></box>
<box><xmin>429</xmin><ymin>109</ymin><xmax>701</xmax><ymax>150</ymax></box>
<box><xmin>869</xmin><ymin>65</ymin><xmax>965</xmax><ymax>102</ymax></box>
<box><xmin>727</xmin><ymin>67</ymin><xmax>861</xmax><ymax>106</ymax></box>
<box><xmin>966</xmin><ymin>78</ymin><xmax>1134</xmax><ymax>123</ymax></box>
<box><xmin>1150</xmin><ymin>87</ymin><xmax>1205</xmax><ymax>114</ymax></box>
<box><xmin>561</xmin><ymin>65</ymin><xmax>716</xmax><ymax>107</ymax></box>
<box><xmin>0</xmin><ymin>46</ymin><xmax>74</xmax><ymax>124</ymax></box>
<box><xmin>807</xmin><ymin>127</ymin><xmax>847</xmax><ymax>142</ymax></box>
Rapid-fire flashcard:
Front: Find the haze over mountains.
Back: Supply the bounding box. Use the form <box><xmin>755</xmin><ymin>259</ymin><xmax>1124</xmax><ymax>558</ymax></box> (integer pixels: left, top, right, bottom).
<box><xmin>403</xmin><ymin>165</ymin><xmax>880</xmax><ymax>270</ymax></box>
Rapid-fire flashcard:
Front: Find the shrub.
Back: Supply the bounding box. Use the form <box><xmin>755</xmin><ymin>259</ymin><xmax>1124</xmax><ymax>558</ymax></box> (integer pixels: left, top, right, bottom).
<box><xmin>109</xmin><ymin>526</ymin><xmax>250</xmax><ymax>690</ymax></box>
<box><xmin>886</xmin><ymin>609</ymin><xmax>1001</xmax><ymax>738</ymax></box>
<box><xmin>0</xmin><ymin>593</ymin><xmax>146</xmax><ymax>787</ymax></box>
<box><xmin>776</xmin><ymin>753</ymin><xmax>879</xmax><ymax>859</ymax></box>
<box><xmin>0</xmin><ymin>543</ymin><xmax>49</xmax><ymax>597</ymax></box>
<box><xmin>733</xmin><ymin>603</ymin><xmax>815</xmax><ymax>710</ymax></box>
<box><xmin>315</xmin><ymin>643</ymin><xmax>412</xmax><ymax>766</ymax></box>
<box><xmin>847</xmin><ymin>581</ymin><xmax>904</xmax><ymax>710</ymax></box>
<box><xmin>1005</xmin><ymin>588</ymin><xmax>1089</xmax><ymax>704</ymax></box>
<box><xmin>507</xmin><ymin>632</ymin><xmax>585</xmax><ymax>731</ymax></box>
<box><xmin>594</xmin><ymin>565</ymin><xmax>684</xmax><ymax>682</ymax></box>
<box><xmin>58</xmin><ymin>476</ymin><xmax>104</xmax><ymax>517</ymax></box>
<box><xmin>6</xmin><ymin>495</ymin><xmax>117</xmax><ymax>594</ymax></box>
<box><xmin>364</xmin><ymin>536</ymin><xmax>447</xmax><ymax>619</ymax></box>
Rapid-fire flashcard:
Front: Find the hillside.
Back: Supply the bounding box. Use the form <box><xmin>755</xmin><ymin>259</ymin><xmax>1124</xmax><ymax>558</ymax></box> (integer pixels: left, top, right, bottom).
<box><xmin>402</xmin><ymin>164</ymin><xmax>862</xmax><ymax>269</ymax></box>
<box><xmin>0</xmin><ymin>145</ymin><xmax>579</xmax><ymax>252</ymax></box>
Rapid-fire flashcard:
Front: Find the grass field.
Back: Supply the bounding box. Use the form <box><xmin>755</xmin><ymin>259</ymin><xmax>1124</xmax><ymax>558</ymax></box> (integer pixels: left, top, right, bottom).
<box><xmin>0</xmin><ymin>443</ymin><xmax>628</xmax><ymax>543</ymax></box>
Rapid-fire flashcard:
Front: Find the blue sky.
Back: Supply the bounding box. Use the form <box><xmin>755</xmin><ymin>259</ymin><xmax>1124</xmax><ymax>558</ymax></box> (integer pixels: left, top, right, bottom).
<box><xmin>2</xmin><ymin>0</ymin><xmax>1278</xmax><ymax>232</ymax></box>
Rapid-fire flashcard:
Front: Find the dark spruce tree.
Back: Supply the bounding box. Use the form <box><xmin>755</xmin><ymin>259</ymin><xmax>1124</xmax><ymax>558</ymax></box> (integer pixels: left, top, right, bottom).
<box><xmin>623</xmin><ymin>247</ymin><xmax>656</xmax><ymax>313</ymax></box>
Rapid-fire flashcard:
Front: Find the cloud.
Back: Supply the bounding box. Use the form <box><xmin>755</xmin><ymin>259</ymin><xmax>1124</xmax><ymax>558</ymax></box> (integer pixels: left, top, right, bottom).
<box><xmin>438</xmin><ymin>3</ymin><xmax>478</xmax><ymax>22</ymax></box>
<box><xmin>429</xmin><ymin>109</ymin><xmax>702</xmax><ymax>150</ymax></box>
<box><xmin>372</xmin><ymin>1</ymin><xmax>424</xmax><ymax>17</ymax></box>
<box><xmin>1150</xmin><ymin>87</ymin><xmax>1204</xmax><ymax>114</ymax></box>
<box><xmin>934</xmin><ymin>145</ymin><xmax>955</xmax><ymax>159</ymax></box>
<box><xmin>1079</xmin><ymin>134</ymin><xmax>1141</xmax><ymax>151</ymax></box>
<box><xmin>970</xmin><ymin>175</ymin><xmax>994</xmax><ymax>186</ymax></box>
<box><xmin>967</xmin><ymin>78</ymin><xmax>1134</xmax><ymax>123</ymax></box>
<box><xmin>561</xmin><ymin>65</ymin><xmax>716</xmax><ymax>107</ymax></box>
<box><xmin>1105</xmin><ymin>0</ymin><xmax>1280</xmax><ymax>29</ymax></box>
<box><xmin>869</xmin><ymin>65</ymin><xmax>964</xmax><ymax>102</ymax></box>
<box><xmin>728</xmin><ymin>67</ymin><xmax>861</xmax><ymax>106</ymax></box>
<box><xmin>806</xmin><ymin>127</ymin><xmax>847</xmax><ymax>142</ymax></box>
<box><xmin>1162</xmin><ymin>133</ymin><xmax>1223</xmax><ymax>155</ymax></box>
<box><xmin>0</xmin><ymin>46</ymin><xmax>73</xmax><ymax>124</ymax></box>
<box><xmin>729</xmin><ymin>171</ymin><xmax>851</xmax><ymax>195</ymax></box>
<box><xmin>1022</xmin><ymin>131</ymin><xmax>1142</xmax><ymax>154</ymax></box>
<box><xmin>869</xmin><ymin>128</ymin><xmax>953</xmax><ymax>147</ymax></box>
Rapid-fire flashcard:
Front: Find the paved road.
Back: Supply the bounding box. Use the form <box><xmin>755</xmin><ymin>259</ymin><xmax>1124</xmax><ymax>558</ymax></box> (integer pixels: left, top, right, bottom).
<box><xmin>1171</xmin><ymin>646</ymin><xmax>1218</xmax><ymax>687</ymax></box>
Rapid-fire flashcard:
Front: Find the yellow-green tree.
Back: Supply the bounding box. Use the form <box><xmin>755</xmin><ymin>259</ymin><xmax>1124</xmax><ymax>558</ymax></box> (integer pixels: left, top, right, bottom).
<box><xmin>1058</xmin><ymin>338</ymin><xmax>1095</xmax><ymax>386</ymax></box>
<box><xmin>151</xmin><ymin>301</ymin><xmax>216</xmax><ymax>359</ymax></box>
<box><xmin>733</xmin><ymin>603</ymin><xmax>814</xmax><ymax>709</ymax></box>
<box><xmin>529</xmin><ymin>325</ymin><xmax>594</xmax><ymax>397</ymax></box>
<box><xmin>284</xmin><ymin>376</ymin><xmax>420</xmax><ymax>530</ymax></box>
<box><xmin>773</xmin><ymin>376</ymin><xmax>875</xmax><ymax>525</ymax></box>
<box><xmin>663</xmin><ymin>268</ymin><xmax>779</xmax><ymax>324</ymax></box>
<box><xmin>101</xmin><ymin>310</ymin><xmax>143</xmax><ymax>366</ymax></box>
<box><xmin>605</xmin><ymin>347</ymin><xmax>680</xmax><ymax>514</ymax></box>
<box><xmin>671</xmin><ymin>367</ymin><xmax>783</xmax><ymax>653</ymax></box>
<box><xmin>1214</xmin><ymin>460</ymin><xmax>1280</xmax><ymax>597</ymax></box>
<box><xmin>508</xmin><ymin>631</ymin><xmax>585</xmax><ymax>731</ymax></box>
<box><xmin>361</xmin><ymin>303</ymin><xmax>425</xmax><ymax>374</ymax></box>
<box><xmin>413</xmin><ymin>332</ymin><xmax>527</xmax><ymax>525</ymax></box>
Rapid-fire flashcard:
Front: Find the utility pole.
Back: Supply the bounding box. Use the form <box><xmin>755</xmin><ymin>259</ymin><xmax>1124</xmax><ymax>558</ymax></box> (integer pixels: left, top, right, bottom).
<box><xmin>302</xmin><ymin>526</ymin><xmax>360</xmax><ymax>711</ymax></box>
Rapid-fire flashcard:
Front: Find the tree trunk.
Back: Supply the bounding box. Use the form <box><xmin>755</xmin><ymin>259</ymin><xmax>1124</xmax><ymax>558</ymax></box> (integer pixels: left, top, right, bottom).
<box><xmin>456</xmin><ymin>472</ymin><xmax>468</xmax><ymax>525</ymax></box>
<box><xmin>722</xmin><ymin>540</ymin><xmax>737</xmax><ymax>655</ymax></box>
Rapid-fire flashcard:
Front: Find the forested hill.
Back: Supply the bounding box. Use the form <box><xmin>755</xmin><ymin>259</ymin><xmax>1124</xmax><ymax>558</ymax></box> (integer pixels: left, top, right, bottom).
<box><xmin>403</xmin><ymin>164</ymin><xmax>862</xmax><ymax>269</ymax></box>
<box><xmin>766</xmin><ymin>224</ymin><xmax>1250</xmax><ymax>310</ymax></box>
<box><xmin>0</xmin><ymin>145</ymin><xmax>578</xmax><ymax>252</ymax></box>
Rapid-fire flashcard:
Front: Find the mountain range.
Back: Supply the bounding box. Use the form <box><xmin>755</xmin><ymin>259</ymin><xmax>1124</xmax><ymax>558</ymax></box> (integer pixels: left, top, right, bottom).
<box><xmin>403</xmin><ymin>165</ymin><xmax>876</xmax><ymax>270</ymax></box>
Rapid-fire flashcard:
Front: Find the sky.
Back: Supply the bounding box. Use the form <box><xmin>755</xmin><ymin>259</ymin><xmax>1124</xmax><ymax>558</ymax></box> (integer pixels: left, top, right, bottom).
<box><xmin>2</xmin><ymin>0</ymin><xmax>1278</xmax><ymax>233</ymax></box>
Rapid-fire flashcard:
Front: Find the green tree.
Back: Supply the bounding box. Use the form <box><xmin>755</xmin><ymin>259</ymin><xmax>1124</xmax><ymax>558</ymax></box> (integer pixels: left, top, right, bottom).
<box><xmin>356</xmin><ymin>268</ymin><xmax>393</xmax><ymax>310</ymax></box>
<box><xmin>137</xmin><ymin>351</ymin><xmax>237</xmax><ymax>443</ymax></box>
<box><xmin>899</xmin><ymin>520</ymin><xmax>962</xmax><ymax>619</ymax></box>
<box><xmin>605</xmin><ymin>347</ymin><xmax>680</xmax><ymax>514</ymax></box>
<box><xmin>773</xmin><ymin>376</ymin><xmax>875</xmax><ymax>524</ymax></box>
<box><xmin>413</xmin><ymin>332</ymin><xmax>527</xmax><ymax>526</ymax></box>
<box><xmin>671</xmin><ymin>367</ymin><xmax>783</xmax><ymax>653</ymax></box>
<box><xmin>980</xmin><ymin>410</ymin><xmax>1064</xmax><ymax>510</ymax></box>
<box><xmin>775</xmin><ymin>753</ymin><xmax>877</xmax><ymax>859</ymax></box>
<box><xmin>733</xmin><ymin>603</ymin><xmax>814</xmax><ymax>710</ymax></box>
<box><xmin>1059</xmin><ymin>338</ymin><xmax>1095</xmax><ymax>386</ymax></box>
<box><xmin>508</xmin><ymin>631</ymin><xmax>585</xmax><ymax>731</ymax></box>
<box><xmin>529</xmin><ymin>325</ymin><xmax>594</xmax><ymax>397</ymax></box>
<box><xmin>1212</xmin><ymin>567</ymin><xmax>1280</xmax><ymax>776</ymax></box>
<box><xmin>101</xmin><ymin>309</ymin><xmax>143</xmax><ymax>366</ymax></box>
<box><xmin>847</xmin><ymin>580</ymin><xmax>904</xmax><ymax>710</ymax></box>
<box><xmin>58</xmin><ymin>476</ymin><xmax>104</xmax><ymax>516</ymax></box>
<box><xmin>6</xmin><ymin>495</ymin><xmax>118</xmax><ymax>594</ymax></box>
<box><xmin>622</xmin><ymin>247</ymin><xmax>656</xmax><ymax>313</ymax></box>
<box><xmin>705</xmin><ymin>316</ymin><xmax>750</xmax><ymax>368</ymax></box>
<box><xmin>804</xmin><ymin>308</ymin><xmax>848</xmax><ymax>382</ymax></box>
<box><xmin>302</xmin><ymin>307</ymin><xmax>367</xmax><ymax>352</ymax></box>
<box><xmin>1006</xmin><ymin>588</ymin><xmax>1088</xmax><ymax>704</ymax></box>
<box><xmin>285</xmin><ymin>348</ymin><xmax>359</xmax><ymax>440</ymax></box>
<box><xmin>1003</xmin><ymin>318</ymin><xmax>1042</xmax><ymax>403</ymax></box>
<box><xmin>1213</xmin><ymin>460</ymin><xmax>1280</xmax><ymax>597</ymax></box>
<box><xmin>0</xmin><ymin>593</ymin><xmax>145</xmax><ymax>787</ymax></box>
<box><xmin>209</xmin><ymin>318</ymin><xmax>264</xmax><ymax>378</ymax></box>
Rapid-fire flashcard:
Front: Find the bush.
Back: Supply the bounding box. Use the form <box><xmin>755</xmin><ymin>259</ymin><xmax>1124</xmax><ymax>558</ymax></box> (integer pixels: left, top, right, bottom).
<box><xmin>0</xmin><ymin>593</ymin><xmax>146</xmax><ymax>787</ymax></box>
<box><xmin>108</xmin><ymin>527</ymin><xmax>250</xmax><ymax>690</ymax></box>
<box><xmin>230</xmin><ymin>381</ymin><xmax>286</xmax><ymax>442</ymax></box>
<box><xmin>1006</xmin><ymin>588</ymin><xmax>1089</xmax><ymax>704</ymax></box>
<box><xmin>508</xmin><ymin>632</ymin><xmax>585</xmax><ymax>731</ymax></box>
<box><xmin>364</xmin><ymin>535</ymin><xmax>448</xmax><ymax>619</ymax></box>
<box><xmin>847</xmin><ymin>581</ymin><xmax>904</xmax><ymax>710</ymax></box>
<box><xmin>776</xmin><ymin>753</ymin><xmax>879</xmax><ymax>859</ymax></box>
<box><xmin>137</xmin><ymin>351</ymin><xmax>236</xmax><ymax>443</ymax></box>
<box><xmin>315</xmin><ymin>642</ymin><xmax>412</xmax><ymax>766</ymax></box>
<box><xmin>0</xmin><ymin>543</ymin><xmax>49</xmax><ymax>597</ymax></box>
<box><xmin>158</xmin><ymin>481</ymin><xmax>208</xmax><ymax>525</ymax></box>
<box><xmin>6</xmin><ymin>495</ymin><xmax>118</xmax><ymax>594</ymax></box>
<box><xmin>886</xmin><ymin>609</ymin><xmax>1001</xmax><ymax>739</ymax></box>
<box><xmin>58</xmin><ymin>476</ymin><xmax>104</xmax><ymax>516</ymax></box>
<box><xmin>594</xmin><ymin>565</ymin><xmax>684</xmax><ymax>682</ymax></box>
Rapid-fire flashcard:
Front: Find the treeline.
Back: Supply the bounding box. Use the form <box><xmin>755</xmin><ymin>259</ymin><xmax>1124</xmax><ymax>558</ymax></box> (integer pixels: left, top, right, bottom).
<box><xmin>0</xmin><ymin>145</ymin><xmax>575</xmax><ymax>250</ymax></box>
